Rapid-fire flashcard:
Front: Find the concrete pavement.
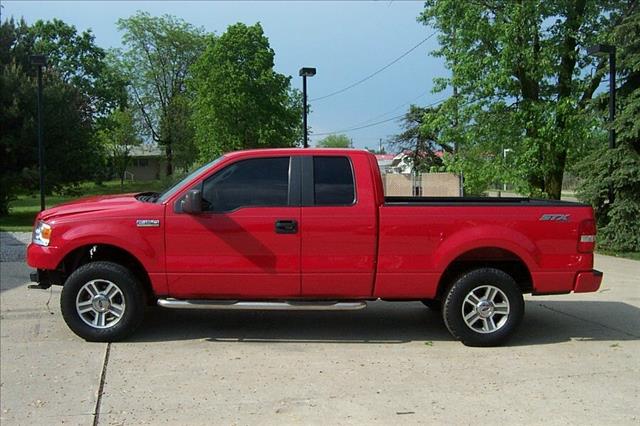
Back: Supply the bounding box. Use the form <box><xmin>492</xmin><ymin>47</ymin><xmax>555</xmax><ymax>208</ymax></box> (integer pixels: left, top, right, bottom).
<box><xmin>1</xmin><ymin>232</ymin><xmax>639</xmax><ymax>424</ymax></box>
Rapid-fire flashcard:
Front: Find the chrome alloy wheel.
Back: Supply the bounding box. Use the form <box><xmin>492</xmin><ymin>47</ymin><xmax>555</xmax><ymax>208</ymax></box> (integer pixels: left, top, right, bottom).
<box><xmin>75</xmin><ymin>279</ymin><xmax>125</xmax><ymax>329</ymax></box>
<box><xmin>461</xmin><ymin>285</ymin><xmax>510</xmax><ymax>334</ymax></box>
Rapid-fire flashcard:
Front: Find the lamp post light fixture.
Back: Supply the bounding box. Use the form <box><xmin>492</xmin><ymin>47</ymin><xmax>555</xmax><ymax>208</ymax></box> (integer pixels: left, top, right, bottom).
<box><xmin>586</xmin><ymin>44</ymin><xmax>616</xmax><ymax>150</ymax></box>
<box><xmin>30</xmin><ymin>54</ymin><xmax>47</xmax><ymax>211</ymax></box>
<box><xmin>299</xmin><ymin>67</ymin><xmax>316</xmax><ymax>148</ymax></box>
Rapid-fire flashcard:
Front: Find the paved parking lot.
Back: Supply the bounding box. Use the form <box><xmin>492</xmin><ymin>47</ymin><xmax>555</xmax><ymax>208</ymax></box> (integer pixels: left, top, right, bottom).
<box><xmin>1</xmin><ymin>232</ymin><xmax>639</xmax><ymax>425</ymax></box>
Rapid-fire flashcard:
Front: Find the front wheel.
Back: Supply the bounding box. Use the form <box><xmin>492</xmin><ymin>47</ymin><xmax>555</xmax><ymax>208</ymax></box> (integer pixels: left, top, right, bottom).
<box><xmin>442</xmin><ymin>268</ymin><xmax>524</xmax><ymax>347</ymax></box>
<box><xmin>60</xmin><ymin>261</ymin><xmax>145</xmax><ymax>342</ymax></box>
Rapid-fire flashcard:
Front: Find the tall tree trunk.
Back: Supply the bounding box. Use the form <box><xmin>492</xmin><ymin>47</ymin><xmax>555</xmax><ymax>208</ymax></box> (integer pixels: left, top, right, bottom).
<box><xmin>165</xmin><ymin>143</ymin><xmax>173</xmax><ymax>176</ymax></box>
<box><xmin>549</xmin><ymin>0</ymin><xmax>586</xmax><ymax>200</ymax></box>
<box><xmin>544</xmin><ymin>151</ymin><xmax>566</xmax><ymax>199</ymax></box>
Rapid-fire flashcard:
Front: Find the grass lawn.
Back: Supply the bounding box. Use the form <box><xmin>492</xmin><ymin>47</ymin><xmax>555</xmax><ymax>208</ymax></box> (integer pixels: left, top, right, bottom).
<box><xmin>0</xmin><ymin>180</ymin><xmax>165</xmax><ymax>232</ymax></box>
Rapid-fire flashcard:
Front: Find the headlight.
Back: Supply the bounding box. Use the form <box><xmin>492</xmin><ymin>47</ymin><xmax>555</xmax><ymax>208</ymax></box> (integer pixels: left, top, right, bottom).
<box><xmin>33</xmin><ymin>221</ymin><xmax>52</xmax><ymax>246</ymax></box>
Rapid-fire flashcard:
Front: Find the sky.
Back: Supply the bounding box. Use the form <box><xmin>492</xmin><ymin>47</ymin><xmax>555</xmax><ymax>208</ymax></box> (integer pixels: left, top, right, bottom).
<box><xmin>2</xmin><ymin>0</ymin><xmax>449</xmax><ymax>150</ymax></box>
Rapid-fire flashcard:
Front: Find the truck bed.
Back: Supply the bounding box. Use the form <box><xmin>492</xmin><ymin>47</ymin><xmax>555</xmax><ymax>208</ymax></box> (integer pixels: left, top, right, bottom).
<box><xmin>384</xmin><ymin>196</ymin><xmax>586</xmax><ymax>207</ymax></box>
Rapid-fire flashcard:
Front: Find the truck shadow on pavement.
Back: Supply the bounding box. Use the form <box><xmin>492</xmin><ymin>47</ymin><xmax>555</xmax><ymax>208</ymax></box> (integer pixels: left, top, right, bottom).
<box><xmin>130</xmin><ymin>299</ymin><xmax>640</xmax><ymax>346</ymax></box>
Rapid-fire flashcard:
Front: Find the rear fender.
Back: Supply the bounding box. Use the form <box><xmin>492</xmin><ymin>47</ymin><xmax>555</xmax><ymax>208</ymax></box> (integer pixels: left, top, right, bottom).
<box><xmin>433</xmin><ymin>225</ymin><xmax>540</xmax><ymax>276</ymax></box>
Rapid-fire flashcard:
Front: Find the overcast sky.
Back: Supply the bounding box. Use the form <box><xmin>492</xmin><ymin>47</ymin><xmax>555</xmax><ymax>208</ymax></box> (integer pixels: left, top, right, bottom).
<box><xmin>3</xmin><ymin>0</ymin><xmax>449</xmax><ymax>149</ymax></box>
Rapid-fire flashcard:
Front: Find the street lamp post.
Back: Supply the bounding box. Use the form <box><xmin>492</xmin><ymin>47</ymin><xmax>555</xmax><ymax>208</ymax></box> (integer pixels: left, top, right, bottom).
<box><xmin>586</xmin><ymin>44</ymin><xmax>616</xmax><ymax>149</ymax></box>
<box><xmin>30</xmin><ymin>54</ymin><xmax>47</xmax><ymax>211</ymax></box>
<box><xmin>299</xmin><ymin>67</ymin><xmax>316</xmax><ymax>148</ymax></box>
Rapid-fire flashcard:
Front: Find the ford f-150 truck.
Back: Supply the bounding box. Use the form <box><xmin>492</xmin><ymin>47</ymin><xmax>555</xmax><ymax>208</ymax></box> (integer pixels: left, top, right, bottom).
<box><xmin>27</xmin><ymin>149</ymin><xmax>602</xmax><ymax>346</ymax></box>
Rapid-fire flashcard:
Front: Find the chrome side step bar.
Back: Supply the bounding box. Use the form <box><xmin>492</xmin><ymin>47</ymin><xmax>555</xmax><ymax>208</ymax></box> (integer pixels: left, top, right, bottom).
<box><xmin>157</xmin><ymin>298</ymin><xmax>367</xmax><ymax>311</ymax></box>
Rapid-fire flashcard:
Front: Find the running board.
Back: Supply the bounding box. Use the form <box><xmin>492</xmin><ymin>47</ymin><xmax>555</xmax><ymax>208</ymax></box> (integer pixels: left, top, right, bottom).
<box><xmin>157</xmin><ymin>298</ymin><xmax>367</xmax><ymax>311</ymax></box>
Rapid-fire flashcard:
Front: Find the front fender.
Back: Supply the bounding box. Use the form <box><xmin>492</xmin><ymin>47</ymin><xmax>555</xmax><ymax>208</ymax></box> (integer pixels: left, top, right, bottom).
<box><xmin>54</xmin><ymin>219</ymin><xmax>164</xmax><ymax>273</ymax></box>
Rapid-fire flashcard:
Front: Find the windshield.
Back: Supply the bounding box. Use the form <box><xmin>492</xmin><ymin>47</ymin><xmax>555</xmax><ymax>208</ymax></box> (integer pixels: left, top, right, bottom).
<box><xmin>157</xmin><ymin>156</ymin><xmax>224</xmax><ymax>203</ymax></box>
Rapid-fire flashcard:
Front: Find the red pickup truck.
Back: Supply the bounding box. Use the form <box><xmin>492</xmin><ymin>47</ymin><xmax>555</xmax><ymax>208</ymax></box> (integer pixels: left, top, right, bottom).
<box><xmin>27</xmin><ymin>148</ymin><xmax>602</xmax><ymax>346</ymax></box>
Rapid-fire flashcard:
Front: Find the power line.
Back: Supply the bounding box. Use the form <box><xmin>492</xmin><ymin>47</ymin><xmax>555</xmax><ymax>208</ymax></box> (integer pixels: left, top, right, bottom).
<box><xmin>313</xmin><ymin>114</ymin><xmax>406</xmax><ymax>137</ymax></box>
<box><xmin>313</xmin><ymin>97</ymin><xmax>447</xmax><ymax>137</ymax></box>
<box><xmin>310</xmin><ymin>31</ymin><xmax>437</xmax><ymax>102</ymax></box>
<box><xmin>348</xmin><ymin>90</ymin><xmax>430</xmax><ymax>128</ymax></box>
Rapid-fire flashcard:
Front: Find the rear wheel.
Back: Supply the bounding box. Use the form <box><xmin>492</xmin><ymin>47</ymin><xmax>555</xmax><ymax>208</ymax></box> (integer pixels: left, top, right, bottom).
<box><xmin>60</xmin><ymin>261</ymin><xmax>145</xmax><ymax>342</ymax></box>
<box><xmin>442</xmin><ymin>268</ymin><xmax>524</xmax><ymax>347</ymax></box>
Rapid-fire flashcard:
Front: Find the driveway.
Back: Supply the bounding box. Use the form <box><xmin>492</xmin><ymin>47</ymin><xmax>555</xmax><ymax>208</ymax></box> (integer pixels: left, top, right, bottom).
<box><xmin>1</xmin><ymin>232</ymin><xmax>639</xmax><ymax>424</ymax></box>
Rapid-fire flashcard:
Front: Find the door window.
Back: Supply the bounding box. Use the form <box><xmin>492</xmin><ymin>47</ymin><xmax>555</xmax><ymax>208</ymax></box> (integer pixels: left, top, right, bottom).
<box><xmin>313</xmin><ymin>156</ymin><xmax>355</xmax><ymax>205</ymax></box>
<box><xmin>202</xmin><ymin>157</ymin><xmax>290</xmax><ymax>212</ymax></box>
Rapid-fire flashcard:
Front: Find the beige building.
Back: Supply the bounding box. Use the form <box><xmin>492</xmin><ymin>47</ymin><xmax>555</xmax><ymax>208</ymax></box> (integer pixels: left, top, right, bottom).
<box><xmin>381</xmin><ymin>173</ymin><xmax>461</xmax><ymax>197</ymax></box>
<box><xmin>375</xmin><ymin>153</ymin><xmax>461</xmax><ymax>197</ymax></box>
<box><xmin>123</xmin><ymin>145</ymin><xmax>167</xmax><ymax>181</ymax></box>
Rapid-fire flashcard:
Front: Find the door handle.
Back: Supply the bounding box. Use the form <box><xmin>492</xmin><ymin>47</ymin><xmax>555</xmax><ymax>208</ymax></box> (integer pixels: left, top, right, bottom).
<box><xmin>275</xmin><ymin>219</ymin><xmax>298</xmax><ymax>234</ymax></box>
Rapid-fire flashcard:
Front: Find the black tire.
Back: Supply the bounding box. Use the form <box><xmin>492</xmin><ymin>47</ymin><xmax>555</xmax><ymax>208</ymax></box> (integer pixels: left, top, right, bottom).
<box><xmin>442</xmin><ymin>268</ymin><xmax>524</xmax><ymax>347</ymax></box>
<box><xmin>421</xmin><ymin>299</ymin><xmax>442</xmax><ymax>311</ymax></box>
<box><xmin>60</xmin><ymin>261</ymin><xmax>145</xmax><ymax>342</ymax></box>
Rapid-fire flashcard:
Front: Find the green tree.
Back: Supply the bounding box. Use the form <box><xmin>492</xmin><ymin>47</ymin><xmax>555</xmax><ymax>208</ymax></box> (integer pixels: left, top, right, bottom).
<box><xmin>161</xmin><ymin>92</ymin><xmax>197</xmax><ymax>171</ymax></box>
<box><xmin>576</xmin><ymin>5</ymin><xmax>640</xmax><ymax>252</ymax></box>
<box><xmin>317</xmin><ymin>134</ymin><xmax>352</xmax><ymax>148</ymax></box>
<box><xmin>96</xmin><ymin>108</ymin><xmax>142</xmax><ymax>189</ymax></box>
<box><xmin>419</xmin><ymin>1</ymin><xmax>632</xmax><ymax>198</ymax></box>
<box><xmin>190</xmin><ymin>23</ymin><xmax>303</xmax><ymax>159</ymax></box>
<box><xmin>117</xmin><ymin>12</ymin><xmax>206</xmax><ymax>175</ymax></box>
<box><xmin>0</xmin><ymin>18</ymin><xmax>122</xmax><ymax>213</ymax></box>
<box><xmin>390</xmin><ymin>105</ymin><xmax>450</xmax><ymax>173</ymax></box>
<box><xmin>0</xmin><ymin>63</ymin><xmax>99</xmax><ymax>210</ymax></box>
<box><xmin>2</xmin><ymin>18</ymin><xmax>127</xmax><ymax>116</ymax></box>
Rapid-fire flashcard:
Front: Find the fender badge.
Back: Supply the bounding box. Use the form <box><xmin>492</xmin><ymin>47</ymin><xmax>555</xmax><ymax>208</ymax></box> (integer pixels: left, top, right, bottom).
<box><xmin>136</xmin><ymin>219</ymin><xmax>160</xmax><ymax>227</ymax></box>
<box><xmin>539</xmin><ymin>214</ymin><xmax>570</xmax><ymax>222</ymax></box>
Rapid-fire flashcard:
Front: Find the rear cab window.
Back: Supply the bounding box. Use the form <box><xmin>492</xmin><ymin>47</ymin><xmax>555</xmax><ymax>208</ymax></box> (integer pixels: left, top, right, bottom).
<box><xmin>313</xmin><ymin>156</ymin><xmax>356</xmax><ymax>206</ymax></box>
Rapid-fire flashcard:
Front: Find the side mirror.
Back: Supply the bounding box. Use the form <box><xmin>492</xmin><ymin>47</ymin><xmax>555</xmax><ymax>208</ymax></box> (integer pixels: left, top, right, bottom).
<box><xmin>181</xmin><ymin>189</ymin><xmax>202</xmax><ymax>214</ymax></box>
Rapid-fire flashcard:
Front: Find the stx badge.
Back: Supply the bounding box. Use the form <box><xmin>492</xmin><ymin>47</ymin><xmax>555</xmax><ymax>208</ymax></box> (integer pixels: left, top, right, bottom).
<box><xmin>539</xmin><ymin>214</ymin><xmax>570</xmax><ymax>222</ymax></box>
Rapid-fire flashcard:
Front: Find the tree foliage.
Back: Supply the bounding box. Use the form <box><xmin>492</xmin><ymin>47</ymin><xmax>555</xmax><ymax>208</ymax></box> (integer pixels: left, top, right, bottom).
<box><xmin>190</xmin><ymin>23</ymin><xmax>302</xmax><ymax>160</ymax></box>
<box><xmin>576</xmin><ymin>4</ymin><xmax>640</xmax><ymax>252</ymax></box>
<box><xmin>117</xmin><ymin>12</ymin><xmax>205</xmax><ymax>174</ymax></box>
<box><xmin>0</xmin><ymin>18</ymin><xmax>123</xmax><ymax>214</ymax></box>
<box><xmin>96</xmin><ymin>108</ymin><xmax>142</xmax><ymax>189</ymax></box>
<box><xmin>419</xmin><ymin>0</ymin><xmax>633</xmax><ymax>199</ymax></box>
<box><xmin>317</xmin><ymin>134</ymin><xmax>351</xmax><ymax>148</ymax></box>
<box><xmin>390</xmin><ymin>105</ymin><xmax>449</xmax><ymax>173</ymax></box>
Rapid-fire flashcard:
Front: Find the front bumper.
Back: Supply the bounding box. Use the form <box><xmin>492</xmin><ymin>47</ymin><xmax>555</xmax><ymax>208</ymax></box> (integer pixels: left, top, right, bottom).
<box><xmin>26</xmin><ymin>243</ymin><xmax>62</xmax><ymax>270</ymax></box>
<box><xmin>573</xmin><ymin>269</ymin><xmax>603</xmax><ymax>293</ymax></box>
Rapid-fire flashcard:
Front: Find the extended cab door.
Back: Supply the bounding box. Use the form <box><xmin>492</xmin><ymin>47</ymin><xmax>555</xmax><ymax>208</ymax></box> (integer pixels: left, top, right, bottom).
<box><xmin>300</xmin><ymin>153</ymin><xmax>378</xmax><ymax>297</ymax></box>
<box><xmin>164</xmin><ymin>156</ymin><xmax>301</xmax><ymax>299</ymax></box>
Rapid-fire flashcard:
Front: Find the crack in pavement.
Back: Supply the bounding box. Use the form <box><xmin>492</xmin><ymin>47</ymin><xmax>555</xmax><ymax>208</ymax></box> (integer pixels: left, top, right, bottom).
<box><xmin>93</xmin><ymin>343</ymin><xmax>111</xmax><ymax>426</ymax></box>
<box><xmin>537</xmin><ymin>302</ymin><xmax>640</xmax><ymax>338</ymax></box>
